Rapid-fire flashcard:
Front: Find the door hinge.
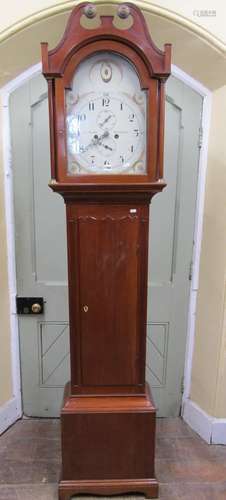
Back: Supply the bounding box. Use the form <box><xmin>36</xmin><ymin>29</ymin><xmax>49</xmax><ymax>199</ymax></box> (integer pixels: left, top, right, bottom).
<box><xmin>198</xmin><ymin>125</ymin><xmax>203</xmax><ymax>149</ymax></box>
<box><xmin>189</xmin><ymin>260</ymin><xmax>193</xmax><ymax>281</ymax></box>
<box><xmin>181</xmin><ymin>376</ymin><xmax>184</xmax><ymax>394</ymax></box>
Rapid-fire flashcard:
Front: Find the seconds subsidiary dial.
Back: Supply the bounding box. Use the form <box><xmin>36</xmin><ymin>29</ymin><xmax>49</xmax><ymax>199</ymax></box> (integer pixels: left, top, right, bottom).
<box><xmin>66</xmin><ymin>53</ymin><xmax>147</xmax><ymax>175</ymax></box>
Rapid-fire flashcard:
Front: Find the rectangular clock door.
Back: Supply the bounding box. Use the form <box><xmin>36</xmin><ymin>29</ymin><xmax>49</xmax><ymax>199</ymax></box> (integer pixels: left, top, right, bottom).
<box><xmin>67</xmin><ymin>203</ymin><xmax>149</xmax><ymax>394</ymax></box>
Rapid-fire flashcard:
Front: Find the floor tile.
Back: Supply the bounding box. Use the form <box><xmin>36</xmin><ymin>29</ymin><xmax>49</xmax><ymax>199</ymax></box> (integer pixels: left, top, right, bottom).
<box><xmin>156</xmin><ymin>459</ymin><xmax>226</xmax><ymax>483</ymax></box>
<box><xmin>0</xmin><ymin>460</ymin><xmax>60</xmax><ymax>484</ymax></box>
<box><xmin>156</xmin><ymin>417</ymin><xmax>196</xmax><ymax>438</ymax></box>
<box><xmin>0</xmin><ymin>486</ymin><xmax>18</xmax><ymax>500</ymax></box>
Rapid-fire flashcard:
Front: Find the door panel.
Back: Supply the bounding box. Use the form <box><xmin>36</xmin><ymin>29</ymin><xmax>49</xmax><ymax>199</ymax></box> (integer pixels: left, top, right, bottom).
<box><xmin>67</xmin><ymin>204</ymin><xmax>147</xmax><ymax>388</ymax></box>
<box><xmin>149</xmin><ymin>101</ymin><xmax>180</xmax><ymax>284</ymax></box>
<box><xmin>32</xmin><ymin>97</ymin><xmax>67</xmax><ymax>283</ymax></box>
<box><xmin>76</xmin><ymin>206</ymin><xmax>140</xmax><ymax>387</ymax></box>
<box><xmin>40</xmin><ymin>322</ymin><xmax>69</xmax><ymax>387</ymax></box>
<box><xmin>11</xmin><ymin>76</ymin><xmax>70</xmax><ymax>417</ymax></box>
<box><xmin>147</xmin><ymin>77</ymin><xmax>202</xmax><ymax>415</ymax></box>
<box><xmin>11</xmin><ymin>74</ymin><xmax>202</xmax><ymax>417</ymax></box>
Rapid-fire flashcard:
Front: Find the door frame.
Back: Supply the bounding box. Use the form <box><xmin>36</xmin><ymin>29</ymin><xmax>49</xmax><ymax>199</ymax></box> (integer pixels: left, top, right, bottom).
<box><xmin>0</xmin><ymin>61</ymin><xmax>212</xmax><ymax>425</ymax></box>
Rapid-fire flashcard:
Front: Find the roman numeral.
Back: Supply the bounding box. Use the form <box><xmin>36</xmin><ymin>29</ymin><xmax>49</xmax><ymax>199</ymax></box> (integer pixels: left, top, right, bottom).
<box><xmin>77</xmin><ymin>113</ymin><xmax>86</xmax><ymax>122</ymax></box>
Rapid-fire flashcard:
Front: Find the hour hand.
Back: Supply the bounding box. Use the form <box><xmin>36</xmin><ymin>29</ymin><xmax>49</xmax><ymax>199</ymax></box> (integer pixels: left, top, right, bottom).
<box><xmin>102</xmin><ymin>144</ymin><xmax>113</xmax><ymax>151</ymax></box>
<box><xmin>83</xmin><ymin>131</ymin><xmax>109</xmax><ymax>151</ymax></box>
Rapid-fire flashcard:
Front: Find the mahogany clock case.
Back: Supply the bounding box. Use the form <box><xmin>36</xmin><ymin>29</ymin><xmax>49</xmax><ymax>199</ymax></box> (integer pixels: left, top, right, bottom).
<box><xmin>41</xmin><ymin>3</ymin><xmax>171</xmax><ymax>499</ymax></box>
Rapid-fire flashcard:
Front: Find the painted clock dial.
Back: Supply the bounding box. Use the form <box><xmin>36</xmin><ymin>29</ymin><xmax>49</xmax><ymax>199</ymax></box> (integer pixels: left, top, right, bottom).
<box><xmin>66</xmin><ymin>52</ymin><xmax>147</xmax><ymax>175</ymax></box>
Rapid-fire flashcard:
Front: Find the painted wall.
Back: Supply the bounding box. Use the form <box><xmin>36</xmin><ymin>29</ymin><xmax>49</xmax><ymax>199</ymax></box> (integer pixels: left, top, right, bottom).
<box><xmin>0</xmin><ymin>1</ymin><xmax>226</xmax><ymax>418</ymax></box>
<box><xmin>1</xmin><ymin>0</ymin><xmax>226</xmax><ymax>45</ymax></box>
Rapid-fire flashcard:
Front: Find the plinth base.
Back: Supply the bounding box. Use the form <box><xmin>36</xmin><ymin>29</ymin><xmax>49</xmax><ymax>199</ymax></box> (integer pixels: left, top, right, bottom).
<box><xmin>59</xmin><ymin>383</ymin><xmax>158</xmax><ymax>499</ymax></box>
<box><xmin>59</xmin><ymin>478</ymin><xmax>158</xmax><ymax>499</ymax></box>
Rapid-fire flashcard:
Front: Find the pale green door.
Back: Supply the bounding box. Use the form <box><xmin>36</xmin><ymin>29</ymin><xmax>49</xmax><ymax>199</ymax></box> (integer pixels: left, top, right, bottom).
<box><xmin>147</xmin><ymin>78</ymin><xmax>202</xmax><ymax>416</ymax></box>
<box><xmin>11</xmin><ymin>76</ymin><xmax>70</xmax><ymax>417</ymax></box>
<box><xmin>11</xmin><ymin>73</ymin><xmax>202</xmax><ymax>417</ymax></box>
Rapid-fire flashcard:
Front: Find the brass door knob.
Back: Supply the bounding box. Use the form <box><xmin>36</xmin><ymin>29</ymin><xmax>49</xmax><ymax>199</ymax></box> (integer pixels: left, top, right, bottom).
<box><xmin>83</xmin><ymin>305</ymin><xmax>89</xmax><ymax>313</ymax></box>
<box><xmin>31</xmin><ymin>303</ymin><xmax>42</xmax><ymax>314</ymax></box>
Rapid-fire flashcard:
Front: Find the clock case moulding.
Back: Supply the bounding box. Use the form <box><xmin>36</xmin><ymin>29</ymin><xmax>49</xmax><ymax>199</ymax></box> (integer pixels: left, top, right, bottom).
<box><xmin>41</xmin><ymin>2</ymin><xmax>171</xmax><ymax>499</ymax></box>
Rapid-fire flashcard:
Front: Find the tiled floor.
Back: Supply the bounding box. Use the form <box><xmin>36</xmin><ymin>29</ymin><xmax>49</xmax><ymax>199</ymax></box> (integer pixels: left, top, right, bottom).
<box><xmin>0</xmin><ymin>417</ymin><xmax>226</xmax><ymax>499</ymax></box>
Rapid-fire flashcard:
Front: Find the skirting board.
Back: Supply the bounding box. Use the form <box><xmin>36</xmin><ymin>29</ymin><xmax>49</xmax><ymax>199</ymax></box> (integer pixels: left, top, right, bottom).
<box><xmin>0</xmin><ymin>396</ymin><xmax>21</xmax><ymax>435</ymax></box>
<box><xmin>183</xmin><ymin>398</ymin><xmax>226</xmax><ymax>444</ymax></box>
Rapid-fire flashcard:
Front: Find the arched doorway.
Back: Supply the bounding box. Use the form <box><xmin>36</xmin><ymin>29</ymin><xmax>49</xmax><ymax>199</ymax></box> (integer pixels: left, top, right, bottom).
<box><xmin>1</xmin><ymin>1</ymin><xmax>224</xmax><ymax>427</ymax></box>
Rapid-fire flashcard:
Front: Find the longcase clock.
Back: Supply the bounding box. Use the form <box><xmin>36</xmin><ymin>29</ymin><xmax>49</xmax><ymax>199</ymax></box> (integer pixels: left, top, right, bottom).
<box><xmin>41</xmin><ymin>3</ymin><xmax>171</xmax><ymax>499</ymax></box>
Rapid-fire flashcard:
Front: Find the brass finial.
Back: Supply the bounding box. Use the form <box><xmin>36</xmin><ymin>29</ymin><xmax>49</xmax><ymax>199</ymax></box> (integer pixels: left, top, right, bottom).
<box><xmin>117</xmin><ymin>4</ymin><xmax>131</xmax><ymax>19</ymax></box>
<box><xmin>84</xmin><ymin>3</ymin><xmax>97</xmax><ymax>19</ymax></box>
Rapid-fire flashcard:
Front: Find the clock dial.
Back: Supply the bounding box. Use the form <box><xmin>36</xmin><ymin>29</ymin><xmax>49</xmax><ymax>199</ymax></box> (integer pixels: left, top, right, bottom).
<box><xmin>66</xmin><ymin>53</ymin><xmax>147</xmax><ymax>175</ymax></box>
